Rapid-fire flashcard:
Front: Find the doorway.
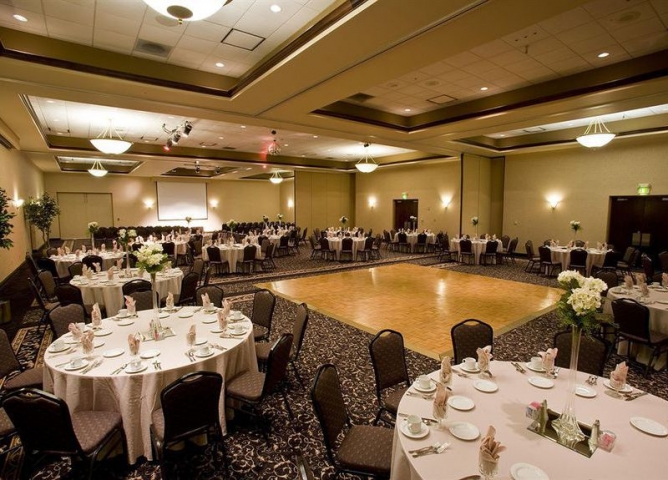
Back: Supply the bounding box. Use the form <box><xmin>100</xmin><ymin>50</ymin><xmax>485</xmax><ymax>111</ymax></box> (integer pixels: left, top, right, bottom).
<box><xmin>608</xmin><ymin>195</ymin><xmax>668</xmax><ymax>257</ymax></box>
<box><xmin>393</xmin><ymin>199</ymin><xmax>418</xmax><ymax>230</ymax></box>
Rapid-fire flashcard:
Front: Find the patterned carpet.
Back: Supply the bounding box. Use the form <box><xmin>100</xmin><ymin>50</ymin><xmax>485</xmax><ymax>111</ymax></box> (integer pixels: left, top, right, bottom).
<box><xmin>2</xmin><ymin>252</ymin><xmax>667</xmax><ymax>479</ymax></box>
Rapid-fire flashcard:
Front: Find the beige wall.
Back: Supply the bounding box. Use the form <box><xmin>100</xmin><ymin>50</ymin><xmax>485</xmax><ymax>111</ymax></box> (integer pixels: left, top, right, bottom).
<box><xmin>44</xmin><ymin>174</ymin><xmax>285</xmax><ymax>236</ymax></box>
<box><xmin>355</xmin><ymin>160</ymin><xmax>461</xmax><ymax>236</ymax></box>
<box><xmin>295</xmin><ymin>171</ymin><xmax>354</xmax><ymax>234</ymax></box>
<box><xmin>279</xmin><ymin>178</ymin><xmax>295</xmax><ymax>224</ymax></box>
<box><xmin>0</xmin><ymin>146</ymin><xmax>44</xmax><ymax>282</ymax></box>
<box><xmin>503</xmin><ymin>135</ymin><xmax>668</xmax><ymax>253</ymax></box>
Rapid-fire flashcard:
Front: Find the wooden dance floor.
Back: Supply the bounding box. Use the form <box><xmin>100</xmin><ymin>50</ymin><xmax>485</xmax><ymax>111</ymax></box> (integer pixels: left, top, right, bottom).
<box><xmin>257</xmin><ymin>263</ymin><xmax>562</xmax><ymax>359</ymax></box>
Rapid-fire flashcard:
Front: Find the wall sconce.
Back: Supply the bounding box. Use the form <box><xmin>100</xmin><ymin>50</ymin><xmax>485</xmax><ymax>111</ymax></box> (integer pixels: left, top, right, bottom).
<box><xmin>368</xmin><ymin>197</ymin><xmax>376</xmax><ymax>209</ymax></box>
<box><xmin>547</xmin><ymin>196</ymin><xmax>560</xmax><ymax>210</ymax></box>
<box><xmin>12</xmin><ymin>198</ymin><xmax>24</xmax><ymax>208</ymax></box>
<box><xmin>210</xmin><ymin>200</ymin><xmax>219</xmax><ymax>209</ymax></box>
<box><xmin>144</xmin><ymin>199</ymin><xmax>154</xmax><ymax>209</ymax></box>
<box><xmin>287</xmin><ymin>198</ymin><xmax>294</xmax><ymax>209</ymax></box>
<box><xmin>441</xmin><ymin>197</ymin><xmax>451</xmax><ymax>209</ymax></box>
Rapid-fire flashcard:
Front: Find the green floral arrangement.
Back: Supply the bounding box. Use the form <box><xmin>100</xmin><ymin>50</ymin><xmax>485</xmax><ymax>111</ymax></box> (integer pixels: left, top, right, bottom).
<box><xmin>227</xmin><ymin>219</ymin><xmax>237</xmax><ymax>231</ymax></box>
<box><xmin>556</xmin><ymin>270</ymin><xmax>607</xmax><ymax>334</ymax></box>
<box><xmin>135</xmin><ymin>242</ymin><xmax>171</xmax><ymax>274</ymax></box>
<box><xmin>185</xmin><ymin>216</ymin><xmax>192</xmax><ymax>224</ymax></box>
<box><xmin>24</xmin><ymin>193</ymin><xmax>60</xmax><ymax>248</ymax></box>
<box><xmin>569</xmin><ymin>220</ymin><xmax>581</xmax><ymax>232</ymax></box>
<box><xmin>87</xmin><ymin>221</ymin><xmax>99</xmax><ymax>235</ymax></box>
<box><xmin>471</xmin><ymin>216</ymin><xmax>479</xmax><ymax>226</ymax></box>
<box><xmin>339</xmin><ymin>216</ymin><xmax>348</xmax><ymax>225</ymax></box>
<box><xmin>0</xmin><ymin>188</ymin><xmax>15</xmax><ymax>250</ymax></box>
<box><xmin>277</xmin><ymin>213</ymin><xmax>284</xmax><ymax>221</ymax></box>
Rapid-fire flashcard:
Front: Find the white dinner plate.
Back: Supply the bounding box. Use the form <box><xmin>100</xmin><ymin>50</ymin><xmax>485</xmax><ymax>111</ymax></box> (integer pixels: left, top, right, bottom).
<box><xmin>117</xmin><ymin>319</ymin><xmax>134</xmax><ymax>326</ymax></box>
<box><xmin>93</xmin><ymin>339</ymin><xmax>105</xmax><ymax>348</ymax></box>
<box><xmin>630</xmin><ymin>417</ymin><xmax>668</xmax><ymax>437</ymax></box>
<box><xmin>528</xmin><ymin>377</ymin><xmax>554</xmax><ymax>389</ymax></box>
<box><xmin>201</xmin><ymin>318</ymin><xmax>217</xmax><ymax>324</ymax></box>
<box><xmin>178</xmin><ymin>311</ymin><xmax>194</xmax><ymax>318</ymax></box>
<box><xmin>448</xmin><ymin>421</ymin><xmax>479</xmax><ymax>441</ymax></box>
<box><xmin>125</xmin><ymin>362</ymin><xmax>148</xmax><ymax>374</ymax></box>
<box><xmin>473</xmin><ymin>380</ymin><xmax>498</xmax><ymax>393</ymax></box>
<box><xmin>140</xmin><ymin>349</ymin><xmax>161</xmax><ymax>359</ymax></box>
<box><xmin>412</xmin><ymin>380</ymin><xmax>436</xmax><ymax>393</ymax></box>
<box><xmin>64</xmin><ymin>359</ymin><xmax>89</xmax><ymax>371</ymax></box>
<box><xmin>399</xmin><ymin>420</ymin><xmax>429</xmax><ymax>439</ymax></box>
<box><xmin>460</xmin><ymin>362</ymin><xmax>481</xmax><ymax>373</ymax></box>
<box><xmin>510</xmin><ymin>463</ymin><xmax>549</xmax><ymax>480</ymax></box>
<box><xmin>447</xmin><ymin>395</ymin><xmax>475</xmax><ymax>411</ymax></box>
<box><xmin>609</xmin><ymin>286</ymin><xmax>624</xmax><ymax>294</ymax></box>
<box><xmin>194</xmin><ymin>349</ymin><xmax>215</xmax><ymax>358</ymax></box>
<box><xmin>210</xmin><ymin>328</ymin><xmax>225</xmax><ymax>334</ymax></box>
<box><xmin>48</xmin><ymin>343</ymin><xmax>70</xmax><ymax>353</ymax></box>
<box><xmin>102</xmin><ymin>348</ymin><xmax>124</xmax><ymax>358</ymax></box>
<box><xmin>159</xmin><ymin>312</ymin><xmax>170</xmax><ymax>319</ymax></box>
<box><xmin>525</xmin><ymin>362</ymin><xmax>546</xmax><ymax>373</ymax></box>
<box><xmin>94</xmin><ymin>329</ymin><xmax>112</xmax><ymax>337</ymax></box>
<box><xmin>574</xmin><ymin>384</ymin><xmax>597</xmax><ymax>398</ymax></box>
<box><xmin>603</xmin><ymin>379</ymin><xmax>633</xmax><ymax>393</ymax></box>
<box><xmin>657</xmin><ymin>300</ymin><xmax>668</xmax><ymax>305</ymax></box>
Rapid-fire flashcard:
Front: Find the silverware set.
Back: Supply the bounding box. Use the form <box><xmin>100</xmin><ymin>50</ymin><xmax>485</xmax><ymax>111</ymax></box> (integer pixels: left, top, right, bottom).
<box><xmin>152</xmin><ymin>359</ymin><xmax>162</xmax><ymax>370</ymax></box>
<box><xmin>511</xmin><ymin>361</ymin><xmax>526</xmax><ymax>373</ymax></box>
<box><xmin>586</xmin><ymin>375</ymin><xmax>598</xmax><ymax>386</ymax></box>
<box><xmin>111</xmin><ymin>363</ymin><xmax>129</xmax><ymax>375</ymax></box>
<box><xmin>398</xmin><ymin>413</ymin><xmax>437</xmax><ymax>425</ymax></box>
<box><xmin>451</xmin><ymin>368</ymin><xmax>469</xmax><ymax>378</ymax></box>
<box><xmin>185</xmin><ymin>350</ymin><xmax>196</xmax><ymax>362</ymax></box>
<box><xmin>406</xmin><ymin>391</ymin><xmax>434</xmax><ymax>400</ymax></box>
<box><xmin>408</xmin><ymin>442</ymin><xmax>450</xmax><ymax>457</ymax></box>
<box><xmin>81</xmin><ymin>358</ymin><xmax>103</xmax><ymax>374</ymax></box>
<box><xmin>624</xmin><ymin>391</ymin><xmax>648</xmax><ymax>401</ymax></box>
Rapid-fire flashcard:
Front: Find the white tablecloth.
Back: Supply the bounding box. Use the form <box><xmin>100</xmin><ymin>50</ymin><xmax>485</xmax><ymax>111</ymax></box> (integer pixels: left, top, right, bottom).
<box><xmin>326</xmin><ymin>237</ymin><xmax>366</xmax><ymax>260</ymax></box>
<box><xmin>51</xmin><ymin>252</ymin><xmax>124</xmax><ymax>278</ymax></box>
<box><xmin>71</xmin><ymin>269</ymin><xmax>183</xmax><ymax>317</ymax></box>
<box><xmin>549</xmin><ymin>247</ymin><xmax>608</xmax><ymax>275</ymax></box>
<box><xmin>390</xmin><ymin>362</ymin><xmax>668</xmax><ymax>480</ymax></box>
<box><xmin>43</xmin><ymin>308</ymin><xmax>257</xmax><ymax>463</ymax></box>
<box><xmin>393</xmin><ymin>233</ymin><xmax>436</xmax><ymax>252</ymax></box>
<box><xmin>201</xmin><ymin>244</ymin><xmax>262</xmax><ymax>270</ymax></box>
<box><xmin>450</xmin><ymin>239</ymin><xmax>502</xmax><ymax>264</ymax></box>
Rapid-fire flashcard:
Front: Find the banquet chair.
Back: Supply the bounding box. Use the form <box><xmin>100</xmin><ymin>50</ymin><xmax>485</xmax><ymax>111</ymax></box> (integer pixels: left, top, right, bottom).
<box><xmin>641</xmin><ymin>254</ymin><xmax>662</xmax><ymax>283</ymax></box>
<box><xmin>369</xmin><ymin>329</ymin><xmax>411</xmax><ymax>426</ymax></box>
<box><xmin>176</xmin><ymin>272</ymin><xmax>199</xmax><ymax>306</ymax></box>
<box><xmin>251</xmin><ymin>289</ymin><xmax>276</xmax><ymax>342</ymax></box>
<box><xmin>48</xmin><ymin>304</ymin><xmax>85</xmax><ymax>339</ymax></box>
<box><xmin>36</xmin><ymin>258</ymin><xmax>61</xmax><ymax>281</ymax></box>
<box><xmin>611</xmin><ymin>298</ymin><xmax>668</xmax><ymax>376</ymax></box>
<box><xmin>568</xmin><ymin>248</ymin><xmax>588</xmax><ymax>275</ymax></box>
<box><xmin>437</xmin><ymin>234</ymin><xmax>454</xmax><ymax>263</ymax></box>
<box><xmin>256</xmin><ymin>303</ymin><xmax>309</xmax><ymax>386</ymax></box>
<box><xmin>26</xmin><ymin>253</ymin><xmax>40</xmax><ymax>279</ymax></box>
<box><xmin>659</xmin><ymin>251</ymin><xmax>668</xmax><ymax>273</ymax></box>
<box><xmin>299</xmin><ymin>227</ymin><xmax>308</xmax><ymax>247</ymax></box>
<box><xmin>553</xmin><ymin>330</ymin><xmax>610</xmax><ymax>376</ymax></box>
<box><xmin>206</xmin><ymin>246</ymin><xmax>229</xmax><ymax>276</ymax></box>
<box><xmin>538</xmin><ymin>245</ymin><xmax>561</xmax><ymax>277</ymax></box>
<box><xmin>396</xmin><ymin>232</ymin><xmax>409</xmax><ymax>253</ymax></box>
<box><xmin>195</xmin><ymin>285</ymin><xmax>224</xmax><ymax>308</ymax></box>
<box><xmin>450</xmin><ymin>319</ymin><xmax>494</xmax><ymax>365</ymax></box>
<box><xmin>2</xmin><ymin>388</ymin><xmax>126</xmax><ymax>480</ymax></box>
<box><xmin>591</xmin><ymin>249</ymin><xmax>618</xmax><ymax>276</ymax></box>
<box><xmin>277</xmin><ymin>235</ymin><xmax>290</xmax><ymax>257</ymax></box>
<box><xmin>296</xmin><ymin>451</ymin><xmax>316</xmax><ymax>480</ymax></box>
<box><xmin>81</xmin><ymin>255</ymin><xmax>103</xmax><ymax>271</ymax></box>
<box><xmin>383</xmin><ymin>230</ymin><xmax>393</xmax><ymax>251</ymax></box>
<box><xmin>319</xmin><ymin>237</ymin><xmax>335</xmax><ymax>261</ymax></box>
<box><xmin>481</xmin><ymin>240</ymin><xmax>498</xmax><ymax>265</ymax></box>
<box><xmin>371</xmin><ymin>234</ymin><xmax>383</xmax><ymax>259</ymax></box>
<box><xmin>161</xmin><ymin>242</ymin><xmax>176</xmax><ymax>262</ymax></box>
<box><xmin>310</xmin><ymin>364</ymin><xmax>393</xmax><ymax>479</ymax></box>
<box><xmin>121</xmin><ymin>279</ymin><xmax>152</xmax><ymax>296</ymax></box>
<box><xmin>28</xmin><ymin>277</ymin><xmax>59</xmax><ymax>324</ymax></box>
<box><xmin>414</xmin><ymin>233</ymin><xmax>428</xmax><ymax>253</ymax></box>
<box><xmin>0</xmin><ymin>330</ymin><xmax>43</xmax><ymax>393</ymax></box>
<box><xmin>255</xmin><ymin>243</ymin><xmax>277</xmax><ymax>272</ymax></box>
<box><xmin>309</xmin><ymin>236</ymin><xmax>322</xmax><ymax>259</ymax></box>
<box><xmin>226</xmin><ymin>333</ymin><xmax>294</xmax><ymax>439</ymax></box>
<box><xmin>130</xmin><ymin>290</ymin><xmax>159</xmax><ymax>311</ymax></box>
<box><xmin>458</xmin><ymin>239</ymin><xmax>475</xmax><ymax>264</ymax></box>
<box><xmin>150</xmin><ymin>372</ymin><xmax>225</xmax><ymax>479</ymax></box>
<box><xmin>68</xmin><ymin>261</ymin><xmax>83</xmax><ymax>278</ymax></box>
<box><xmin>237</xmin><ymin>244</ymin><xmax>257</xmax><ymax>274</ymax></box>
<box><xmin>202</xmin><ymin>265</ymin><xmax>213</xmax><ymax>286</ymax></box>
<box><xmin>54</xmin><ymin>284</ymin><xmax>101</xmax><ymax>318</ymax></box>
<box><xmin>616</xmin><ymin>247</ymin><xmax>637</xmax><ymax>276</ymax></box>
<box><xmin>0</xmin><ymin>407</ymin><xmax>17</xmax><ymax>459</ymax></box>
<box><xmin>37</xmin><ymin>270</ymin><xmax>59</xmax><ymax>302</ymax></box>
<box><xmin>340</xmin><ymin>237</ymin><xmax>354</xmax><ymax>262</ymax></box>
<box><xmin>574</xmin><ymin>240</ymin><xmax>586</xmax><ymax>248</ymax></box>
<box><xmin>358</xmin><ymin>236</ymin><xmax>374</xmax><ymax>261</ymax></box>
<box><xmin>190</xmin><ymin>258</ymin><xmax>205</xmax><ymax>285</ymax></box>
<box><xmin>524</xmin><ymin>241</ymin><xmax>541</xmax><ymax>273</ymax></box>
<box><xmin>500</xmin><ymin>235</ymin><xmax>510</xmax><ymax>252</ymax></box>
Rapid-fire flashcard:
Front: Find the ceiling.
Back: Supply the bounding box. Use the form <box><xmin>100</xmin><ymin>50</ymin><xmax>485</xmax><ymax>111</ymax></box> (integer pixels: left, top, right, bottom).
<box><xmin>1</xmin><ymin>0</ymin><xmax>668</xmax><ymax>180</ymax></box>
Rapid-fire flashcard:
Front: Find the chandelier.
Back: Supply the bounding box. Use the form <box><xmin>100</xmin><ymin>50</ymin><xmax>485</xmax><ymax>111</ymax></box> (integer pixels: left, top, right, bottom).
<box><xmin>576</xmin><ymin>118</ymin><xmax>616</xmax><ymax>148</ymax></box>
<box><xmin>270</xmin><ymin>172</ymin><xmax>283</xmax><ymax>184</ymax></box>
<box><xmin>142</xmin><ymin>1</ymin><xmax>228</xmax><ymax>23</ymax></box>
<box><xmin>267</xmin><ymin>130</ymin><xmax>281</xmax><ymax>156</ymax></box>
<box><xmin>88</xmin><ymin>159</ymin><xmax>108</xmax><ymax>177</ymax></box>
<box><xmin>355</xmin><ymin>143</ymin><xmax>378</xmax><ymax>173</ymax></box>
<box><xmin>90</xmin><ymin>120</ymin><xmax>132</xmax><ymax>155</ymax></box>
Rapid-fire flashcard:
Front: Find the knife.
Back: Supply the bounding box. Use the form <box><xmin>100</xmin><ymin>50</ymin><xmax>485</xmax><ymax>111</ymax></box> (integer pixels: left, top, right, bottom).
<box><xmin>625</xmin><ymin>391</ymin><xmax>648</xmax><ymax>401</ymax></box>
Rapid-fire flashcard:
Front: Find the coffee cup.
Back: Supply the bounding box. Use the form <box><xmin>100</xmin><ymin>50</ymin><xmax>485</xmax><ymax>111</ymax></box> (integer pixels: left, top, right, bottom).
<box><xmin>69</xmin><ymin>357</ymin><xmax>85</xmax><ymax>369</ymax></box>
<box><xmin>406</xmin><ymin>414</ymin><xmax>422</xmax><ymax>434</ymax></box>
<box><xmin>231</xmin><ymin>323</ymin><xmax>244</xmax><ymax>334</ymax></box>
<box><xmin>52</xmin><ymin>339</ymin><xmax>65</xmax><ymax>351</ymax></box>
<box><xmin>198</xmin><ymin>345</ymin><xmax>212</xmax><ymax>356</ymax></box>
<box><xmin>117</xmin><ymin>309</ymin><xmax>128</xmax><ymax>318</ymax></box>
<box><xmin>530</xmin><ymin>356</ymin><xmax>542</xmax><ymax>370</ymax></box>
<box><xmin>463</xmin><ymin>357</ymin><xmax>476</xmax><ymax>369</ymax></box>
<box><xmin>418</xmin><ymin>375</ymin><xmax>432</xmax><ymax>390</ymax></box>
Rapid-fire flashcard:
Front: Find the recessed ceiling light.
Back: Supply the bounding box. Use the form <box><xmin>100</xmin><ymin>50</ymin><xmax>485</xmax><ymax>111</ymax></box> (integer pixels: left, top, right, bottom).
<box><xmin>480</xmin><ymin>86</ymin><xmax>488</xmax><ymax>91</ymax></box>
<box><xmin>215</xmin><ymin>62</ymin><xmax>224</xmax><ymax>67</ymax></box>
<box><xmin>46</xmin><ymin>100</ymin><xmax>54</xmax><ymax>103</ymax></box>
<box><xmin>241</xmin><ymin>125</ymin><xmax>246</xmax><ymax>129</ymax></box>
<box><xmin>404</xmin><ymin>108</ymin><xmax>411</xmax><ymax>112</ymax></box>
<box><xmin>284</xmin><ymin>144</ymin><xmax>289</xmax><ymax>147</ymax></box>
<box><xmin>57</xmin><ymin>132</ymin><xmax>63</xmax><ymax>135</ymax></box>
<box><xmin>13</xmin><ymin>14</ymin><xmax>27</xmax><ymax>22</ymax></box>
<box><xmin>53</xmin><ymin>119</ymin><xmax>60</xmax><ymax>122</ymax></box>
<box><xmin>218</xmin><ymin>136</ymin><xmax>224</xmax><ymax>139</ymax></box>
<box><xmin>246</xmin><ymin>167</ymin><xmax>252</xmax><ymax>171</ymax></box>
<box><xmin>498</xmin><ymin>134</ymin><xmax>505</xmax><ymax>137</ymax></box>
<box><xmin>598</xmin><ymin>52</ymin><xmax>610</xmax><ymax>58</ymax></box>
<box><xmin>270</xmin><ymin>5</ymin><xmax>282</xmax><ymax>13</ymax></box>
<box><xmin>313</xmin><ymin>135</ymin><xmax>318</xmax><ymax>138</ymax></box>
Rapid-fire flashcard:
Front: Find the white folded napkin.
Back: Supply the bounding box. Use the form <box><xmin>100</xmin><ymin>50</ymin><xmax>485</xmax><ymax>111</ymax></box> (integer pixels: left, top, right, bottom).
<box><xmin>432</xmin><ymin>383</ymin><xmax>448</xmax><ymax>420</ymax></box>
<box><xmin>93</xmin><ymin>262</ymin><xmax>101</xmax><ymax>273</ymax></box>
<box><xmin>100</xmin><ymin>244</ymin><xmax>106</xmax><ymax>251</ymax></box>
<box><xmin>166</xmin><ymin>292</ymin><xmax>174</xmax><ymax>310</ymax></box>
<box><xmin>217</xmin><ymin>310</ymin><xmax>228</xmax><ymax>331</ymax></box>
<box><xmin>57</xmin><ymin>247</ymin><xmax>63</xmax><ymax>256</ymax></box>
<box><xmin>82</xmin><ymin>245</ymin><xmax>87</xmax><ymax>253</ymax></box>
<box><xmin>91</xmin><ymin>303</ymin><xmax>102</xmax><ymax>327</ymax></box>
<box><xmin>116</xmin><ymin>259</ymin><xmax>123</xmax><ymax>269</ymax></box>
<box><xmin>610</xmin><ymin>361</ymin><xmax>628</xmax><ymax>389</ymax></box>
<box><xmin>128</xmin><ymin>333</ymin><xmax>141</xmax><ymax>356</ymax></box>
<box><xmin>440</xmin><ymin>355</ymin><xmax>452</xmax><ymax>385</ymax></box>
<box><xmin>624</xmin><ymin>275</ymin><xmax>634</xmax><ymax>289</ymax></box>
<box><xmin>663</xmin><ymin>273</ymin><xmax>668</xmax><ymax>288</ymax></box>
<box><xmin>479</xmin><ymin>426</ymin><xmax>505</xmax><ymax>473</ymax></box>
<box><xmin>124</xmin><ymin>295</ymin><xmax>136</xmax><ymax>315</ymax></box>
<box><xmin>64</xmin><ymin>246</ymin><xmax>70</xmax><ymax>254</ymax></box>
<box><xmin>476</xmin><ymin>345</ymin><xmax>493</xmax><ymax>373</ymax></box>
<box><xmin>106</xmin><ymin>266</ymin><xmax>116</xmax><ymax>280</ymax></box>
<box><xmin>81</xmin><ymin>330</ymin><xmax>95</xmax><ymax>354</ymax></box>
<box><xmin>201</xmin><ymin>293</ymin><xmax>212</xmax><ymax>310</ymax></box>
<box><xmin>539</xmin><ymin>348</ymin><xmax>557</xmax><ymax>373</ymax></box>
<box><xmin>68</xmin><ymin>322</ymin><xmax>83</xmax><ymax>340</ymax></box>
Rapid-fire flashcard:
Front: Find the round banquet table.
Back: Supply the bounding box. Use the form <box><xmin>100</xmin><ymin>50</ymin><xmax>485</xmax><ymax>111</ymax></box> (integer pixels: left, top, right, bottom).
<box><xmin>71</xmin><ymin>268</ymin><xmax>183</xmax><ymax>317</ymax></box>
<box><xmin>326</xmin><ymin>237</ymin><xmax>366</xmax><ymax>260</ymax></box>
<box><xmin>200</xmin><ymin>243</ymin><xmax>262</xmax><ymax>270</ymax></box>
<box><xmin>50</xmin><ymin>252</ymin><xmax>124</xmax><ymax>278</ymax></box>
<box><xmin>42</xmin><ymin>307</ymin><xmax>257</xmax><ymax>463</ymax></box>
<box><xmin>548</xmin><ymin>247</ymin><xmax>608</xmax><ymax>276</ymax></box>
<box><xmin>393</xmin><ymin>233</ymin><xmax>436</xmax><ymax>252</ymax></box>
<box><xmin>450</xmin><ymin>239</ymin><xmax>502</xmax><ymax>264</ymax></box>
<box><xmin>390</xmin><ymin>361</ymin><xmax>668</xmax><ymax>480</ymax></box>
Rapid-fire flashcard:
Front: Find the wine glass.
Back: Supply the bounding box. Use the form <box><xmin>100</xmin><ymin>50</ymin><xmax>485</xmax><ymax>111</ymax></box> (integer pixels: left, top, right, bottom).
<box><xmin>432</xmin><ymin>401</ymin><xmax>448</xmax><ymax>430</ymax></box>
<box><xmin>479</xmin><ymin>456</ymin><xmax>498</xmax><ymax>480</ymax></box>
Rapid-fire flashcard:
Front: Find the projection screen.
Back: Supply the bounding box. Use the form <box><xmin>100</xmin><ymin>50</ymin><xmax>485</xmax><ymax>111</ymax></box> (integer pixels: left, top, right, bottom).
<box><xmin>156</xmin><ymin>182</ymin><xmax>208</xmax><ymax>221</ymax></box>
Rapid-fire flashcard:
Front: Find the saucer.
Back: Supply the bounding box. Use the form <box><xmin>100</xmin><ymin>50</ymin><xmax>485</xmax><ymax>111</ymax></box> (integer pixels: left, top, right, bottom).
<box><xmin>447</xmin><ymin>395</ymin><xmax>475</xmax><ymax>411</ymax></box>
<box><xmin>460</xmin><ymin>362</ymin><xmax>480</xmax><ymax>373</ymax></box>
<box><xmin>194</xmin><ymin>349</ymin><xmax>215</xmax><ymax>358</ymax></box>
<box><xmin>194</xmin><ymin>338</ymin><xmax>207</xmax><ymax>346</ymax></box>
<box><xmin>603</xmin><ymin>379</ymin><xmax>633</xmax><ymax>393</ymax></box>
<box><xmin>228</xmin><ymin>328</ymin><xmax>247</xmax><ymax>336</ymax></box>
<box><xmin>203</xmin><ymin>308</ymin><xmax>218</xmax><ymax>314</ymax></box>
<box><xmin>115</xmin><ymin>313</ymin><xmax>130</xmax><ymax>319</ymax></box>
<box><xmin>525</xmin><ymin>362</ymin><xmax>546</xmax><ymax>373</ymax></box>
<box><xmin>93</xmin><ymin>339</ymin><xmax>105</xmax><ymax>348</ymax></box>
<box><xmin>574</xmin><ymin>384</ymin><xmax>597</xmax><ymax>398</ymax></box>
<box><xmin>159</xmin><ymin>312</ymin><xmax>170</xmax><ymax>319</ymax></box>
<box><xmin>210</xmin><ymin>328</ymin><xmax>225</xmax><ymax>333</ymax></box>
<box><xmin>102</xmin><ymin>348</ymin><xmax>124</xmax><ymax>358</ymax></box>
<box><xmin>140</xmin><ymin>349</ymin><xmax>161</xmax><ymax>359</ymax></box>
<box><xmin>125</xmin><ymin>362</ymin><xmax>147</xmax><ymax>374</ymax></box>
<box><xmin>117</xmin><ymin>319</ymin><xmax>134</xmax><ymax>326</ymax></box>
<box><xmin>64</xmin><ymin>359</ymin><xmax>89</xmax><ymax>371</ymax></box>
<box><xmin>399</xmin><ymin>420</ymin><xmax>429</xmax><ymax>439</ymax></box>
<box><xmin>448</xmin><ymin>421</ymin><xmax>480</xmax><ymax>441</ymax></box>
<box><xmin>48</xmin><ymin>343</ymin><xmax>70</xmax><ymax>353</ymax></box>
<box><xmin>510</xmin><ymin>463</ymin><xmax>549</xmax><ymax>480</ymax></box>
<box><xmin>201</xmin><ymin>317</ymin><xmax>217</xmax><ymax>324</ymax></box>
<box><xmin>229</xmin><ymin>311</ymin><xmax>244</xmax><ymax>321</ymax></box>
<box><xmin>178</xmin><ymin>311</ymin><xmax>194</xmax><ymax>318</ymax></box>
<box><xmin>528</xmin><ymin>376</ymin><xmax>554</xmax><ymax>389</ymax></box>
<box><xmin>412</xmin><ymin>380</ymin><xmax>436</xmax><ymax>393</ymax></box>
<box><xmin>630</xmin><ymin>417</ymin><xmax>668</xmax><ymax>437</ymax></box>
<box><xmin>473</xmin><ymin>380</ymin><xmax>498</xmax><ymax>393</ymax></box>
<box><xmin>94</xmin><ymin>329</ymin><xmax>112</xmax><ymax>337</ymax></box>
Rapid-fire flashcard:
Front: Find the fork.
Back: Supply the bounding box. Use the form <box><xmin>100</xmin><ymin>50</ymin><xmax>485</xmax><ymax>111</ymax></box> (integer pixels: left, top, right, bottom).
<box><xmin>111</xmin><ymin>363</ymin><xmax>129</xmax><ymax>375</ymax></box>
<box><xmin>82</xmin><ymin>358</ymin><xmax>103</xmax><ymax>374</ymax></box>
<box><xmin>406</xmin><ymin>391</ymin><xmax>434</xmax><ymax>400</ymax></box>
<box><xmin>412</xmin><ymin>442</ymin><xmax>450</xmax><ymax>457</ymax></box>
<box><xmin>155</xmin><ymin>360</ymin><xmax>162</xmax><ymax>370</ymax></box>
<box><xmin>408</xmin><ymin>442</ymin><xmax>441</xmax><ymax>455</ymax></box>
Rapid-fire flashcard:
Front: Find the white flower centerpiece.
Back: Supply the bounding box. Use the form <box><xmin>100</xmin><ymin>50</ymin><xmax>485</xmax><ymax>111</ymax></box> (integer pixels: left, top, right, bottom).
<box><xmin>227</xmin><ymin>219</ymin><xmax>237</xmax><ymax>232</ymax></box>
<box><xmin>409</xmin><ymin>215</ymin><xmax>417</xmax><ymax>229</ymax></box>
<box><xmin>135</xmin><ymin>242</ymin><xmax>172</xmax><ymax>320</ymax></box>
<box><xmin>339</xmin><ymin>215</ymin><xmax>348</xmax><ymax>226</ymax></box>
<box><xmin>277</xmin><ymin>213</ymin><xmax>284</xmax><ymax>225</ymax></box>
<box><xmin>87</xmin><ymin>221</ymin><xmax>99</xmax><ymax>249</ymax></box>
<box><xmin>117</xmin><ymin>228</ymin><xmax>137</xmax><ymax>275</ymax></box>
<box><xmin>551</xmin><ymin>270</ymin><xmax>607</xmax><ymax>447</ymax></box>
<box><xmin>263</xmin><ymin>215</ymin><xmax>269</xmax><ymax>223</ymax></box>
<box><xmin>471</xmin><ymin>216</ymin><xmax>479</xmax><ymax>236</ymax></box>
<box><xmin>570</xmin><ymin>220</ymin><xmax>581</xmax><ymax>240</ymax></box>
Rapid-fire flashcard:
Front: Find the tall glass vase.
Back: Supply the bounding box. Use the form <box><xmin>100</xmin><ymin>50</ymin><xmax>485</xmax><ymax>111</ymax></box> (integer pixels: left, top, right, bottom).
<box><xmin>551</xmin><ymin>325</ymin><xmax>586</xmax><ymax>448</ymax></box>
<box><xmin>150</xmin><ymin>272</ymin><xmax>162</xmax><ymax>329</ymax></box>
<box><xmin>91</xmin><ymin>234</ymin><xmax>95</xmax><ymax>250</ymax></box>
<box><xmin>125</xmin><ymin>245</ymin><xmax>131</xmax><ymax>276</ymax></box>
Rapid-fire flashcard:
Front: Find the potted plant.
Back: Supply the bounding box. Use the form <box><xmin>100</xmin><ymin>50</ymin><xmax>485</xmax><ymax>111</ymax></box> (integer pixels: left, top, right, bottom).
<box><xmin>0</xmin><ymin>188</ymin><xmax>15</xmax><ymax>250</ymax></box>
<box><xmin>24</xmin><ymin>193</ymin><xmax>60</xmax><ymax>253</ymax></box>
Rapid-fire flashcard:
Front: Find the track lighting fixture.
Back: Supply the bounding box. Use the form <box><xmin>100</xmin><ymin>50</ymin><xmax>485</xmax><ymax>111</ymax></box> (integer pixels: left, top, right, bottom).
<box><xmin>182</xmin><ymin>121</ymin><xmax>193</xmax><ymax>137</ymax></box>
<box><xmin>162</xmin><ymin>120</ymin><xmax>193</xmax><ymax>150</ymax></box>
<box><xmin>195</xmin><ymin>161</ymin><xmax>200</xmax><ymax>174</ymax></box>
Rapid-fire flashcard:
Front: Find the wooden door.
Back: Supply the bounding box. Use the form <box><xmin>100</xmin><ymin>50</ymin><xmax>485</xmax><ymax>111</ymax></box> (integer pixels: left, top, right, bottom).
<box><xmin>642</xmin><ymin>196</ymin><xmax>668</xmax><ymax>256</ymax></box>
<box><xmin>393</xmin><ymin>199</ymin><xmax>418</xmax><ymax>230</ymax></box>
<box><xmin>57</xmin><ymin>193</ymin><xmax>113</xmax><ymax>239</ymax></box>
<box><xmin>608</xmin><ymin>195</ymin><xmax>668</xmax><ymax>256</ymax></box>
